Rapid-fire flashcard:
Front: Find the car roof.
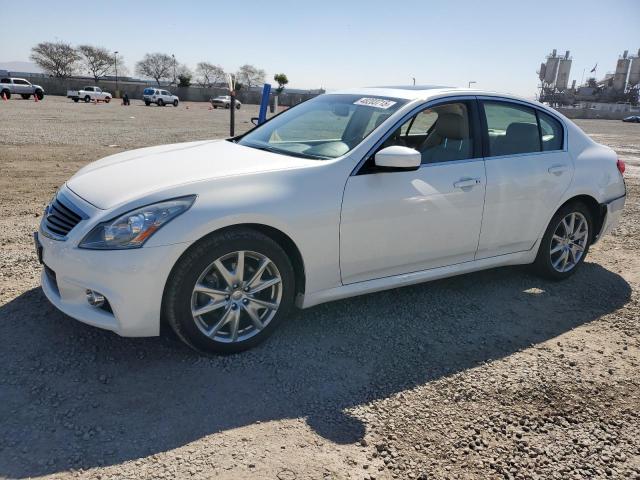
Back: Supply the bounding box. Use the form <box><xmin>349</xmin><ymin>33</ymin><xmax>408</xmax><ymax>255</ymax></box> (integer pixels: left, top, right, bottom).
<box><xmin>330</xmin><ymin>85</ymin><xmax>536</xmax><ymax>105</ymax></box>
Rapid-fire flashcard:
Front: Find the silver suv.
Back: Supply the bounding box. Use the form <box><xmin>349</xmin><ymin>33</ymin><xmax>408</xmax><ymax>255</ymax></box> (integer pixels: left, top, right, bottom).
<box><xmin>0</xmin><ymin>77</ymin><xmax>45</xmax><ymax>100</ymax></box>
<box><xmin>143</xmin><ymin>87</ymin><xmax>179</xmax><ymax>107</ymax></box>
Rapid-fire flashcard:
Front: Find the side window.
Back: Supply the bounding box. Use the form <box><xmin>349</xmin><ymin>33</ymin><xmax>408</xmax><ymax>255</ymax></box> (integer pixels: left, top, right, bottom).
<box><xmin>85</xmin><ymin>87</ymin><xmax>93</xmax><ymax>92</ymax></box>
<box><xmin>483</xmin><ymin>101</ymin><xmax>540</xmax><ymax>156</ymax></box>
<box><xmin>380</xmin><ymin>101</ymin><xmax>476</xmax><ymax>164</ymax></box>
<box><xmin>95</xmin><ymin>87</ymin><xmax>102</xmax><ymax>93</ymax></box>
<box><xmin>0</xmin><ymin>78</ymin><xmax>9</xmax><ymax>83</ymax></box>
<box><xmin>538</xmin><ymin>111</ymin><xmax>563</xmax><ymax>151</ymax></box>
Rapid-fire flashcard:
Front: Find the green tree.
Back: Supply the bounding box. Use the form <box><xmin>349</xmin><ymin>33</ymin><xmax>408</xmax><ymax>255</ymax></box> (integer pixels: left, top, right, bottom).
<box><xmin>273</xmin><ymin>73</ymin><xmax>289</xmax><ymax>94</ymax></box>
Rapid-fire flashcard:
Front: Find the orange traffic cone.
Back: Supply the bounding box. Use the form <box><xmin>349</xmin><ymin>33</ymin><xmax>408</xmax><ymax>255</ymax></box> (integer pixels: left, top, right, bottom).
<box><xmin>34</xmin><ymin>93</ymin><xmax>38</xmax><ymax>103</ymax></box>
<box><xmin>2</xmin><ymin>92</ymin><xmax>7</xmax><ymax>101</ymax></box>
<box><xmin>186</xmin><ymin>105</ymin><xmax>189</xmax><ymax>110</ymax></box>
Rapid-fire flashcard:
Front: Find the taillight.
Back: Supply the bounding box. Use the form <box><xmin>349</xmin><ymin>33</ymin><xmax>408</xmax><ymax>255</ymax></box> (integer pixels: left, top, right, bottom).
<box><xmin>617</xmin><ymin>158</ymin><xmax>625</xmax><ymax>175</ymax></box>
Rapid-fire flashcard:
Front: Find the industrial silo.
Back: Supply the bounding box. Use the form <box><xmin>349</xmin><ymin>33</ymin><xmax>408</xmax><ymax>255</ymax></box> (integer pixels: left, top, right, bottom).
<box><xmin>628</xmin><ymin>49</ymin><xmax>640</xmax><ymax>87</ymax></box>
<box><xmin>544</xmin><ymin>54</ymin><xmax>560</xmax><ymax>86</ymax></box>
<box><xmin>556</xmin><ymin>51</ymin><xmax>572</xmax><ymax>90</ymax></box>
<box><xmin>613</xmin><ymin>50</ymin><xmax>631</xmax><ymax>91</ymax></box>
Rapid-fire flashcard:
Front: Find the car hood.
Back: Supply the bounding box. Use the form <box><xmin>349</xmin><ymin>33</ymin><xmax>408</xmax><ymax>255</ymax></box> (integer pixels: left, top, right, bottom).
<box><xmin>67</xmin><ymin>140</ymin><xmax>314</xmax><ymax>209</ymax></box>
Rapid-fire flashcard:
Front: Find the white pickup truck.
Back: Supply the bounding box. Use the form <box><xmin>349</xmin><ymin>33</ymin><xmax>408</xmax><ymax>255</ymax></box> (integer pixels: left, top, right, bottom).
<box><xmin>67</xmin><ymin>86</ymin><xmax>112</xmax><ymax>103</ymax></box>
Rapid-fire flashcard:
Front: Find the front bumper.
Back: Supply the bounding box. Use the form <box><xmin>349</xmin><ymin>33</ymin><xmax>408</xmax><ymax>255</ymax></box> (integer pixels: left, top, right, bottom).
<box><xmin>39</xmin><ymin>232</ymin><xmax>188</xmax><ymax>337</ymax></box>
<box><xmin>595</xmin><ymin>194</ymin><xmax>626</xmax><ymax>242</ymax></box>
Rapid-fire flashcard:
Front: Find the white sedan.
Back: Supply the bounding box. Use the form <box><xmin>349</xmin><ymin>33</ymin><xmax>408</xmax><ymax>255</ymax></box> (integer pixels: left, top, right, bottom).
<box><xmin>36</xmin><ymin>86</ymin><xmax>626</xmax><ymax>353</ymax></box>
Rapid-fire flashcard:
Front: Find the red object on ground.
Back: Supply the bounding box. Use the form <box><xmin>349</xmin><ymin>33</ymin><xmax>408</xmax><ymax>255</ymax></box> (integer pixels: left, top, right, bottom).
<box><xmin>617</xmin><ymin>158</ymin><xmax>625</xmax><ymax>175</ymax></box>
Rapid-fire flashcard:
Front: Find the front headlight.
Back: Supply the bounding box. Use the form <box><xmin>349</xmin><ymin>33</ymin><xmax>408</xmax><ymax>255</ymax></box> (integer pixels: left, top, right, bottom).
<box><xmin>79</xmin><ymin>195</ymin><xmax>196</xmax><ymax>250</ymax></box>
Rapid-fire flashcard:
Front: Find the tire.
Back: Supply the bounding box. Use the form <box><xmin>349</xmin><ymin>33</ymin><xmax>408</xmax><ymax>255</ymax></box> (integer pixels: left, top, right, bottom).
<box><xmin>104</xmin><ymin>97</ymin><xmax>111</xmax><ymax>103</ymax></box>
<box><xmin>84</xmin><ymin>95</ymin><xmax>91</xmax><ymax>103</ymax></box>
<box><xmin>35</xmin><ymin>90</ymin><xmax>44</xmax><ymax>100</ymax></box>
<box><xmin>213</xmin><ymin>105</ymin><xmax>217</xmax><ymax>109</ymax></box>
<box><xmin>533</xmin><ymin>201</ymin><xmax>593</xmax><ymax>280</ymax></box>
<box><xmin>163</xmin><ymin>228</ymin><xmax>296</xmax><ymax>354</ymax></box>
<box><xmin>173</xmin><ymin>99</ymin><xmax>178</xmax><ymax>107</ymax></box>
<box><xmin>225</xmin><ymin>103</ymin><xmax>230</xmax><ymax>109</ymax></box>
<box><xmin>1</xmin><ymin>90</ymin><xmax>10</xmax><ymax>100</ymax></box>
<box><xmin>157</xmin><ymin>98</ymin><xmax>164</xmax><ymax>106</ymax></box>
<box><xmin>236</xmin><ymin>103</ymin><xmax>241</xmax><ymax>110</ymax></box>
<box><xmin>73</xmin><ymin>98</ymin><xmax>79</xmax><ymax>103</ymax></box>
<box><xmin>21</xmin><ymin>94</ymin><xmax>31</xmax><ymax>100</ymax></box>
<box><xmin>145</xmin><ymin>101</ymin><xmax>151</xmax><ymax>106</ymax></box>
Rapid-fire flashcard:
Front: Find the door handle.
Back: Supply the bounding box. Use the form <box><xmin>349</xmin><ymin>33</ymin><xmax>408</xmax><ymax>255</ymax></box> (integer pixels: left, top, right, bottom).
<box><xmin>453</xmin><ymin>178</ymin><xmax>481</xmax><ymax>189</ymax></box>
<box><xmin>548</xmin><ymin>165</ymin><xmax>568</xmax><ymax>176</ymax></box>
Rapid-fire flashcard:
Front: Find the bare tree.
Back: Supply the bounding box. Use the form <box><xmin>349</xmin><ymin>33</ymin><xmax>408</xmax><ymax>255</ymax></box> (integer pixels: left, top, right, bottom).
<box><xmin>135</xmin><ymin>53</ymin><xmax>174</xmax><ymax>86</ymax></box>
<box><xmin>30</xmin><ymin>41</ymin><xmax>80</xmax><ymax>78</ymax></box>
<box><xmin>195</xmin><ymin>62</ymin><xmax>225</xmax><ymax>87</ymax></box>
<box><xmin>236</xmin><ymin>64</ymin><xmax>266</xmax><ymax>90</ymax></box>
<box><xmin>78</xmin><ymin>45</ymin><xmax>117</xmax><ymax>82</ymax></box>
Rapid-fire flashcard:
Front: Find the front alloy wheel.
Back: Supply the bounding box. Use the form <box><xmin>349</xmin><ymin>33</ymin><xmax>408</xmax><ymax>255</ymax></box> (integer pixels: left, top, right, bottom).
<box><xmin>191</xmin><ymin>250</ymin><xmax>282</xmax><ymax>343</ymax></box>
<box><xmin>163</xmin><ymin>228</ymin><xmax>295</xmax><ymax>354</ymax></box>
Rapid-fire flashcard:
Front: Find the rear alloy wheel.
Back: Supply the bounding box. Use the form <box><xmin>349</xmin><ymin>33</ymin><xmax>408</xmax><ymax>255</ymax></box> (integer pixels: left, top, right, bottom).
<box><xmin>236</xmin><ymin>103</ymin><xmax>241</xmax><ymax>110</ymax></box>
<box><xmin>225</xmin><ymin>103</ymin><xmax>230</xmax><ymax>109</ymax></box>
<box><xmin>2</xmin><ymin>89</ymin><xmax>11</xmax><ymax>100</ymax></box>
<box><xmin>534</xmin><ymin>202</ymin><xmax>592</xmax><ymax>280</ymax></box>
<box><xmin>173</xmin><ymin>99</ymin><xmax>178</xmax><ymax>107</ymax></box>
<box><xmin>163</xmin><ymin>229</ymin><xmax>295</xmax><ymax>354</ymax></box>
<box><xmin>84</xmin><ymin>95</ymin><xmax>91</xmax><ymax>103</ymax></box>
<box><xmin>35</xmin><ymin>90</ymin><xmax>44</xmax><ymax>100</ymax></box>
<box><xmin>157</xmin><ymin>98</ymin><xmax>164</xmax><ymax>106</ymax></box>
<box><xmin>104</xmin><ymin>97</ymin><xmax>110</xmax><ymax>103</ymax></box>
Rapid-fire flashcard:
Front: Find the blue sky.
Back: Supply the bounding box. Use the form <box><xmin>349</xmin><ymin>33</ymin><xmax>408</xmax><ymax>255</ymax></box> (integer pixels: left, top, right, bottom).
<box><xmin>1</xmin><ymin>0</ymin><xmax>638</xmax><ymax>97</ymax></box>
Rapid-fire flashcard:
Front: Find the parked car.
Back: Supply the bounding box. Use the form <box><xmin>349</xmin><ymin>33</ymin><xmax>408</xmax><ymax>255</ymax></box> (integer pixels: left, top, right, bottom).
<box><xmin>36</xmin><ymin>86</ymin><xmax>626</xmax><ymax>354</ymax></box>
<box><xmin>622</xmin><ymin>115</ymin><xmax>640</xmax><ymax>123</ymax></box>
<box><xmin>0</xmin><ymin>77</ymin><xmax>45</xmax><ymax>100</ymax></box>
<box><xmin>143</xmin><ymin>88</ymin><xmax>179</xmax><ymax>106</ymax></box>
<box><xmin>67</xmin><ymin>86</ymin><xmax>112</xmax><ymax>103</ymax></box>
<box><xmin>211</xmin><ymin>95</ymin><xmax>241</xmax><ymax>109</ymax></box>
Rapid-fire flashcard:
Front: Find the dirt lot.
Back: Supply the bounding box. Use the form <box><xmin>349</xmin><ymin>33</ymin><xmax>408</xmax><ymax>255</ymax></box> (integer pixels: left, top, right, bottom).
<box><xmin>1</xmin><ymin>96</ymin><xmax>639</xmax><ymax>480</ymax></box>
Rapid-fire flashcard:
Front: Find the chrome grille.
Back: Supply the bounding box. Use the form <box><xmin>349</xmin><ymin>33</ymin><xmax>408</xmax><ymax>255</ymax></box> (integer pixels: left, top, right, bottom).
<box><xmin>42</xmin><ymin>193</ymin><xmax>85</xmax><ymax>239</ymax></box>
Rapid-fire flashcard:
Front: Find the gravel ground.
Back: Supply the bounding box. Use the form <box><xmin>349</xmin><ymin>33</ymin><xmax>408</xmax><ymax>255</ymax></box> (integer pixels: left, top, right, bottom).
<box><xmin>0</xmin><ymin>96</ymin><xmax>639</xmax><ymax>480</ymax></box>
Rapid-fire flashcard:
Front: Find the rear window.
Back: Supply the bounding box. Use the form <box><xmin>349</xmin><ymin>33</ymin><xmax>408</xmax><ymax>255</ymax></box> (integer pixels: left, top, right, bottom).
<box><xmin>143</xmin><ymin>88</ymin><xmax>155</xmax><ymax>95</ymax></box>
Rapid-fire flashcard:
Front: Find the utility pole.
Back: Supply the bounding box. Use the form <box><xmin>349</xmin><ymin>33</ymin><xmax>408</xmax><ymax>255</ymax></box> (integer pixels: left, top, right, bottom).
<box><xmin>172</xmin><ymin>54</ymin><xmax>176</xmax><ymax>86</ymax></box>
<box><xmin>228</xmin><ymin>74</ymin><xmax>236</xmax><ymax>137</ymax></box>
<box><xmin>114</xmin><ymin>51</ymin><xmax>119</xmax><ymax>96</ymax></box>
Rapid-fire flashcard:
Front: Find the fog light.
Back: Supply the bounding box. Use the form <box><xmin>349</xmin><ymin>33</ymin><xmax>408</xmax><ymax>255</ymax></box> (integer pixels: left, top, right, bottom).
<box><xmin>86</xmin><ymin>289</ymin><xmax>105</xmax><ymax>308</ymax></box>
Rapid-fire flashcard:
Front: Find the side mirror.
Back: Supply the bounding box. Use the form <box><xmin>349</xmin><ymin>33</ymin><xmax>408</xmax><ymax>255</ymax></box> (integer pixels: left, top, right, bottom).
<box><xmin>374</xmin><ymin>146</ymin><xmax>421</xmax><ymax>171</ymax></box>
<box><xmin>251</xmin><ymin>117</ymin><xmax>259</xmax><ymax>126</ymax></box>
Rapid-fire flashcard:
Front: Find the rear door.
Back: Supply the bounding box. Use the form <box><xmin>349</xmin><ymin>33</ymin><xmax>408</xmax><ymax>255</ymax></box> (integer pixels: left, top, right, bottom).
<box><xmin>476</xmin><ymin>98</ymin><xmax>572</xmax><ymax>258</ymax></box>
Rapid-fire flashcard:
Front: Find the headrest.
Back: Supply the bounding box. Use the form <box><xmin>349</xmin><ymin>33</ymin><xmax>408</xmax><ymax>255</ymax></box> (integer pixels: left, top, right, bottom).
<box><xmin>505</xmin><ymin>122</ymin><xmax>539</xmax><ymax>141</ymax></box>
<box><xmin>435</xmin><ymin>113</ymin><xmax>466</xmax><ymax>140</ymax></box>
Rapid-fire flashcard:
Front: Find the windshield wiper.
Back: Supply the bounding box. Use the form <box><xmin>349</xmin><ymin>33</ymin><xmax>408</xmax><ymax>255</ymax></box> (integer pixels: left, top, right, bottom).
<box><xmin>242</xmin><ymin>143</ymin><xmax>329</xmax><ymax>160</ymax></box>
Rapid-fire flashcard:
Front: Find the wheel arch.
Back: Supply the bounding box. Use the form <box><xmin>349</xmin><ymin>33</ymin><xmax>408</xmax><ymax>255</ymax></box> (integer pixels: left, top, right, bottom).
<box><xmin>554</xmin><ymin>194</ymin><xmax>605</xmax><ymax>242</ymax></box>
<box><xmin>161</xmin><ymin>223</ymin><xmax>307</xmax><ymax>328</ymax></box>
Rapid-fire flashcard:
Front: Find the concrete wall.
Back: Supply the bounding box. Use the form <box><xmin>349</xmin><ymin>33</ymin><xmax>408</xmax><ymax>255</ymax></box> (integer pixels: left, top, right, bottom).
<box><xmin>26</xmin><ymin>76</ymin><xmax>319</xmax><ymax>106</ymax></box>
<box><xmin>557</xmin><ymin>108</ymin><xmax>636</xmax><ymax>120</ymax></box>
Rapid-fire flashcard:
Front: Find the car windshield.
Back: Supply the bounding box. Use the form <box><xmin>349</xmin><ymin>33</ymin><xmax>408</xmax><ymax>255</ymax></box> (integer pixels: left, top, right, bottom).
<box><xmin>237</xmin><ymin>94</ymin><xmax>407</xmax><ymax>160</ymax></box>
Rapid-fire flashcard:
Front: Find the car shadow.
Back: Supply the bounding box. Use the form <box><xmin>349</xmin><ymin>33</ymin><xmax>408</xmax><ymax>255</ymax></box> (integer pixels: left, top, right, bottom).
<box><xmin>0</xmin><ymin>262</ymin><xmax>631</xmax><ymax>477</ymax></box>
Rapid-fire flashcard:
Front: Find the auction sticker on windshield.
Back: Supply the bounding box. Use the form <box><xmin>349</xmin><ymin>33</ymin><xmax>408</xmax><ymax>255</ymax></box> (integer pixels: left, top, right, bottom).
<box><xmin>353</xmin><ymin>98</ymin><xmax>397</xmax><ymax>109</ymax></box>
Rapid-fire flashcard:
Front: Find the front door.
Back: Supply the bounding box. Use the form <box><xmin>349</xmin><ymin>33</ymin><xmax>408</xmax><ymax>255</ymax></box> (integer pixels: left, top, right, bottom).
<box><xmin>340</xmin><ymin>99</ymin><xmax>487</xmax><ymax>284</ymax></box>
